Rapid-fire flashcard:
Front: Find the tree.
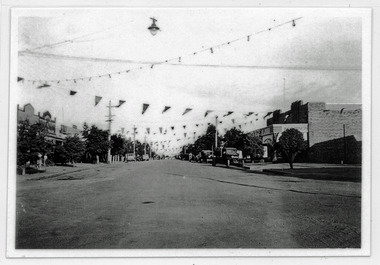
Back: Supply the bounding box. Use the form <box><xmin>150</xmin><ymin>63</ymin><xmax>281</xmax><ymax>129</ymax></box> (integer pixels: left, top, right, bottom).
<box><xmin>17</xmin><ymin>120</ymin><xmax>53</xmax><ymax>166</ymax></box>
<box><xmin>193</xmin><ymin>124</ymin><xmax>222</xmax><ymax>152</ymax></box>
<box><xmin>82</xmin><ymin>125</ymin><xmax>112</xmax><ymax>163</ymax></box>
<box><xmin>241</xmin><ymin>133</ymin><xmax>263</xmax><ymax>158</ymax></box>
<box><xmin>277</xmin><ymin>128</ymin><xmax>307</xmax><ymax>169</ymax></box>
<box><xmin>111</xmin><ymin>134</ymin><xmax>126</xmax><ymax>156</ymax></box>
<box><xmin>223</xmin><ymin>128</ymin><xmax>243</xmax><ymax>148</ymax></box>
<box><xmin>223</xmin><ymin>128</ymin><xmax>263</xmax><ymax>157</ymax></box>
<box><xmin>64</xmin><ymin>135</ymin><xmax>85</xmax><ymax>164</ymax></box>
<box><xmin>53</xmin><ymin>136</ymin><xmax>85</xmax><ymax>165</ymax></box>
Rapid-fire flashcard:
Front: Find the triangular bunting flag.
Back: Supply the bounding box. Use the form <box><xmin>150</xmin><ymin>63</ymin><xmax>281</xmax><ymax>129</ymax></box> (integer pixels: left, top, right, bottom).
<box><xmin>239</xmin><ymin>125</ymin><xmax>242</xmax><ymax>129</ymax></box>
<box><xmin>184</xmin><ymin>133</ymin><xmax>187</xmax><ymax>137</ymax></box>
<box><xmin>95</xmin><ymin>96</ymin><xmax>102</xmax><ymax>106</ymax></box>
<box><xmin>182</xmin><ymin>108</ymin><xmax>192</xmax><ymax>116</ymax></box>
<box><xmin>246</xmin><ymin>112</ymin><xmax>254</xmax><ymax>116</ymax></box>
<box><xmin>205</xmin><ymin>110</ymin><xmax>213</xmax><ymax>117</ymax></box>
<box><xmin>70</xmin><ymin>90</ymin><xmax>77</xmax><ymax>95</ymax></box>
<box><xmin>117</xmin><ymin>100</ymin><xmax>126</xmax><ymax>107</ymax></box>
<box><xmin>162</xmin><ymin>106</ymin><xmax>171</xmax><ymax>114</ymax></box>
<box><xmin>255</xmin><ymin>113</ymin><xmax>258</xmax><ymax>116</ymax></box>
<box><xmin>142</xmin><ymin>103</ymin><xmax>149</xmax><ymax>114</ymax></box>
<box><xmin>37</xmin><ymin>83</ymin><xmax>50</xmax><ymax>89</ymax></box>
<box><xmin>171</xmin><ymin>126</ymin><xmax>174</xmax><ymax>130</ymax></box>
<box><xmin>196</xmin><ymin>124</ymin><xmax>199</xmax><ymax>127</ymax></box>
<box><xmin>263</xmin><ymin>111</ymin><xmax>273</xmax><ymax>119</ymax></box>
<box><xmin>17</xmin><ymin>77</ymin><xmax>24</xmax><ymax>82</ymax></box>
<box><xmin>232</xmin><ymin>119</ymin><xmax>235</xmax><ymax>124</ymax></box>
<box><xmin>223</xmin><ymin>111</ymin><xmax>233</xmax><ymax>117</ymax></box>
<box><xmin>146</xmin><ymin>128</ymin><xmax>150</xmax><ymax>134</ymax></box>
<box><xmin>183</xmin><ymin>125</ymin><xmax>186</xmax><ymax>129</ymax></box>
<box><xmin>159</xmin><ymin>127</ymin><xmax>163</xmax><ymax>134</ymax></box>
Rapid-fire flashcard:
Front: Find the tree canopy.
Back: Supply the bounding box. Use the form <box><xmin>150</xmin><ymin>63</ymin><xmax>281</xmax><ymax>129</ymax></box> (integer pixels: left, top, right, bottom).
<box><xmin>82</xmin><ymin>124</ymin><xmax>112</xmax><ymax>162</ymax></box>
<box><xmin>277</xmin><ymin>128</ymin><xmax>307</xmax><ymax>169</ymax></box>
<box><xmin>17</xmin><ymin>120</ymin><xmax>53</xmax><ymax>166</ymax></box>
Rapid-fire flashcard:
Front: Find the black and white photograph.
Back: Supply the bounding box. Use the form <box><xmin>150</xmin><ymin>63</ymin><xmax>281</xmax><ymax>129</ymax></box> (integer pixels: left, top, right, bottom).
<box><xmin>4</xmin><ymin>4</ymin><xmax>373</xmax><ymax>259</ymax></box>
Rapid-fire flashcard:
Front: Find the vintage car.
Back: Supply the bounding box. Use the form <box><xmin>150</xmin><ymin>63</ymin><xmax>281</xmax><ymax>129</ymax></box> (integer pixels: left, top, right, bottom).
<box><xmin>212</xmin><ymin>147</ymin><xmax>244</xmax><ymax>167</ymax></box>
<box><xmin>125</xmin><ymin>153</ymin><xmax>136</xmax><ymax>162</ymax></box>
<box><xmin>200</xmin><ymin>150</ymin><xmax>213</xmax><ymax>163</ymax></box>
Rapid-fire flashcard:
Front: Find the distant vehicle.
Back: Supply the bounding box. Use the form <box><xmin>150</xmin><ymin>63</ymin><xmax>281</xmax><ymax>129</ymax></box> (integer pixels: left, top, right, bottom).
<box><xmin>126</xmin><ymin>153</ymin><xmax>136</xmax><ymax>162</ymax></box>
<box><xmin>142</xmin><ymin>154</ymin><xmax>150</xmax><ymax>161</ymax></box>
<box><xmin>200</xmin><ymin>150</ymin><xmax>213</xmax><ymax>163</ymax></box>
<box><xmin>212</xmin><ymin>147</ymin><xmax>243</xmax><ymax>168</ymax></box>
<box><xmin>243</xmin><ymin>155</ymin><xmax>252</xmax><ymax>163</ymax></box>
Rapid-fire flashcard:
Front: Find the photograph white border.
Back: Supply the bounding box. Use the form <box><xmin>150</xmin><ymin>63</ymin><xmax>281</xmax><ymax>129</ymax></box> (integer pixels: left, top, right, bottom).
<box><xmin>0</xmin><ymin>0</ymin><xmax>378</xmax><ymax>264</ymax></box>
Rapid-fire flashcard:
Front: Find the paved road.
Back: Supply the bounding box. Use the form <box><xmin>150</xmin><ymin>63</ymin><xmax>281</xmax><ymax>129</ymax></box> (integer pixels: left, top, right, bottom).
<box><xmin>16</xmin><ymin>160</ymin><xmax>361</xmax><ymax>249</ymax></box>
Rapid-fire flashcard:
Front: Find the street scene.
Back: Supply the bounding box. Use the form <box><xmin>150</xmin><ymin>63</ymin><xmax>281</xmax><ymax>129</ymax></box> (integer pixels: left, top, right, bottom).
<box><xmin>16</xmin><ymin>160</ymin><xmax>360</xmax><ymax>249</ymax></box>
<box><xmin>12</xmin><ymin>8</ymin><xmax>364</xmax><ymax>250</ymax></box>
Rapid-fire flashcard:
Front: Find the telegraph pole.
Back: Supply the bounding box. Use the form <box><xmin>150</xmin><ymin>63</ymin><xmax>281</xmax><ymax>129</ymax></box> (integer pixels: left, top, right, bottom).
<box><xmin>215</xmin><ymin>116</ymin><xmax>218</xmax><ymax>149</ymax></box>
<box><xmin>106</xmin><ymin>100</ymin><xmax>115</xmax><ymax>164</ymax></box>
<box><xmin>150</xmin><ymin>141</ymin><xmax>152</xmax><ymax>158</ymax></box>
<box><xmin>283</xmin><ymin>78</ymin><xmax>286</xmax><ymax>110</ymax></box>
<box><xmin>133</xmin><ymin>125</ymin><xmax>137</xmax><ymax>159</ymax></box>
<box><xmin>144</xmin><ymin>134</ymin><xmax>147</xmax><ymax>155</ymax></box>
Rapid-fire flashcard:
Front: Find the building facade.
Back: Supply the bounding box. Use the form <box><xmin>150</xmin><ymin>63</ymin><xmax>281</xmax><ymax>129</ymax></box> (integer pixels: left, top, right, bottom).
<box><xmin>17</xmin><ymin>103</ymin><xmax>81</xmax><ymax>145</ymax></box>
<box><xmin>251</xmin><ymin>100</ymin><xmax>362</xmax><ymax>164</ymax></box>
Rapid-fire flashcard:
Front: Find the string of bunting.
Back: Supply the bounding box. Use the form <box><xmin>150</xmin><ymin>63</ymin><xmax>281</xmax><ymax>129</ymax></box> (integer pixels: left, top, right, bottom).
<box><xmin>18</xmin><ymin>17</ymin><xmax>302</xmax><ymax>84</ymax></box>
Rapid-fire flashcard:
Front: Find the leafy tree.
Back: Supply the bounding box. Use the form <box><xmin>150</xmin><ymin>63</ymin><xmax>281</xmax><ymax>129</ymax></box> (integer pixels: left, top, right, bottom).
<box><xmin>277</xmin><ymin>128</ymin><xmax>307</xmax><ymax>169</ymax></box>
<box><xmin>53</xmin><ymin>145</ymin><xmax>67</xmax><ymax>164</ymax></box>
<box><xmin>64</xmin><ymin>135</ymin><xmax>85</xmax><ymax>163</ymax></box>
<box><xmin>223</xmin><ymin>127</ymin><xmax>243</xmax><ymax>148</ymax></box>
<box><xmin>17</xmin><ymin>120</ymin><xmax>53</xmax><ymax>166</ymax></box>
<box><xmin>53</xmin><ymin>136</ymin><xmax>85</xmax><ymax>165</ymax></box>
<box><xmin>241</xmin><ymin>133</ymin><xmax>263</xmax><ymax>158</ymax></box>
<box><xmin>82</xmin><ymin>124</ymin><xmax>112</xmax><ymax>163</ymax></box>
<box><xmin>223</xmin><ymin>128</ymin><xmax>263</xmax><ymax>157</ymax></box>
<box><xmin>192</xmin><ymin>124</ymin><xmax>222</xmax><ymax>152</ymax></box>
<box><xmin>111</xmin><ymin>134</ymin><xmax>127</xmax><ymax>156</ymax></box>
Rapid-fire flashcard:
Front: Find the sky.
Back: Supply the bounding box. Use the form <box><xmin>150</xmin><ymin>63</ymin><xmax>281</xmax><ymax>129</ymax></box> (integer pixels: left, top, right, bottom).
<box><xmin>14</xmin><ymin>8</ymin><xmax>363</xmax><ymax>154</ymax></box>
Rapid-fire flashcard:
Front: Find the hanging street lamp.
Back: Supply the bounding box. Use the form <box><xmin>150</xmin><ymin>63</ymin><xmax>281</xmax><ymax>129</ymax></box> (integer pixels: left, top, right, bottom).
<box><xmin>148</xmin><ymin>17</ymin><xmax>160</xmax><ymax>36</ymax></box>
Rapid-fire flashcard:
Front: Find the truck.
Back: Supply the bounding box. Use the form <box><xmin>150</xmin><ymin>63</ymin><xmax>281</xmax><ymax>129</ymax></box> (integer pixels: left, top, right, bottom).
<box><xmin>212</xmin><ymin>147</ymin><xmax>244</xmax><ymax>168</ymax></box>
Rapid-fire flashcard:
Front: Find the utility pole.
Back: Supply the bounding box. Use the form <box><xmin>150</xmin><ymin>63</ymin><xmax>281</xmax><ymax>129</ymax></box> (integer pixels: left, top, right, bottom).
<box><xmin>144</xmin><ymin>134</ymin><xmax>147</xmax><ymax>155</ymax></box>
<box><xmin>133</xmin><ymin>125</ymin><xmax>137</xmax><ymax>159</ymax></box>
<box><xmin>283</xmin><ymin>77</ymin><xmax>286</xmax><ymax>110</ymax></box>
<box><xmin>150</xmin><ymin>141</ymin><xmax>152</xmax><ymax>158</ymax></box>
<box><xmin>343</xmin><ymin>124</ymin><xmax>346</xmax><ymax>164</ymax></box>
<box><xmin>215</xmin><ymin>116</ymin><xmax>218</xmax><ymax>149</ymax></box>
<box><xmin>106</xmin><ymin>100</ymin><xmax>115</xmax><ymax>164</ymax></box>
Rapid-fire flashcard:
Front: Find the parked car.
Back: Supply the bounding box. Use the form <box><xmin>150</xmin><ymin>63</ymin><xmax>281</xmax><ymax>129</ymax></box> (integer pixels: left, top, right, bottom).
<box><xmin>212</xmin><ymin>147</ymin><xmax>243</xmax><ymax>168</ymax></box>
<box><xmin>200</xmin><ymin>150</ymin><xmax>213</xmax><ymax>163</ymax></box>
<box><xmin>126</xmin><ymin>153</ymin><xmax>136</xmax><ymax>162</ymax></box>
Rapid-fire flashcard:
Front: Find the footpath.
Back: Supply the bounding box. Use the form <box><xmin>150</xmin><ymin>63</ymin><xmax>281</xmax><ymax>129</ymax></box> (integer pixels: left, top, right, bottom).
<box><xmin>243</xmin><ymin>162</ymin><xmax>362</xmax><ymax>182</ymax></box>
<box><xmin>18</xmin><ymin>163</ymin><xmax>108</xmax><ymax>181</ymax></box>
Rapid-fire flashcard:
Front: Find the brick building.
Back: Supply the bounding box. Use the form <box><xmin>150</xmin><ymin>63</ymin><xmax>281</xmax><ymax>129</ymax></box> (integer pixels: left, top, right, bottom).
<box><xmin>250</xmin><ymin>100</ymin><xmax>362</xmax><ymax>164</ymax></box>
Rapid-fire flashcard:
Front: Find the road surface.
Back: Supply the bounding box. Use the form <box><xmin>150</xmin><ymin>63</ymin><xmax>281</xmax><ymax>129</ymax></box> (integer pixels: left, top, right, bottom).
<box><xmin>16</xmin><ymin>160</ymin><xmax>361</xmax><ymax>249</ymax></box>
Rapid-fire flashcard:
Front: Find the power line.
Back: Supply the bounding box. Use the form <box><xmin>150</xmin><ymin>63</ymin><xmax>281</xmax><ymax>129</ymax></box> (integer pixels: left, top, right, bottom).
<box><xmin>20</xmin><ymin>17</ymin><xmax>303</xmax><ymax>83</ymax></box>
<box><xmin>19</xmin><ymin>24</ymin><xmax>121</xmax><ymax>53</ymax></box>
<box><xmin>19</xmin><ymin>51</ymin><xmax>360</xmax><ymax>71</ymax></box>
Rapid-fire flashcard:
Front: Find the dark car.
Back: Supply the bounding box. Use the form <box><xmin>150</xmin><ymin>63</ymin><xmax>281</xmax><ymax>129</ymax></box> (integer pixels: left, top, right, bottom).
<box><xmin>212</xmin><ymin>147</ymin><xmax>243</xmax><ymax>167</ymax></box>
<box><xmin>200</xmin><ymin>150</ymin><xmax>213</xmax><ymax>163</ymax></box>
